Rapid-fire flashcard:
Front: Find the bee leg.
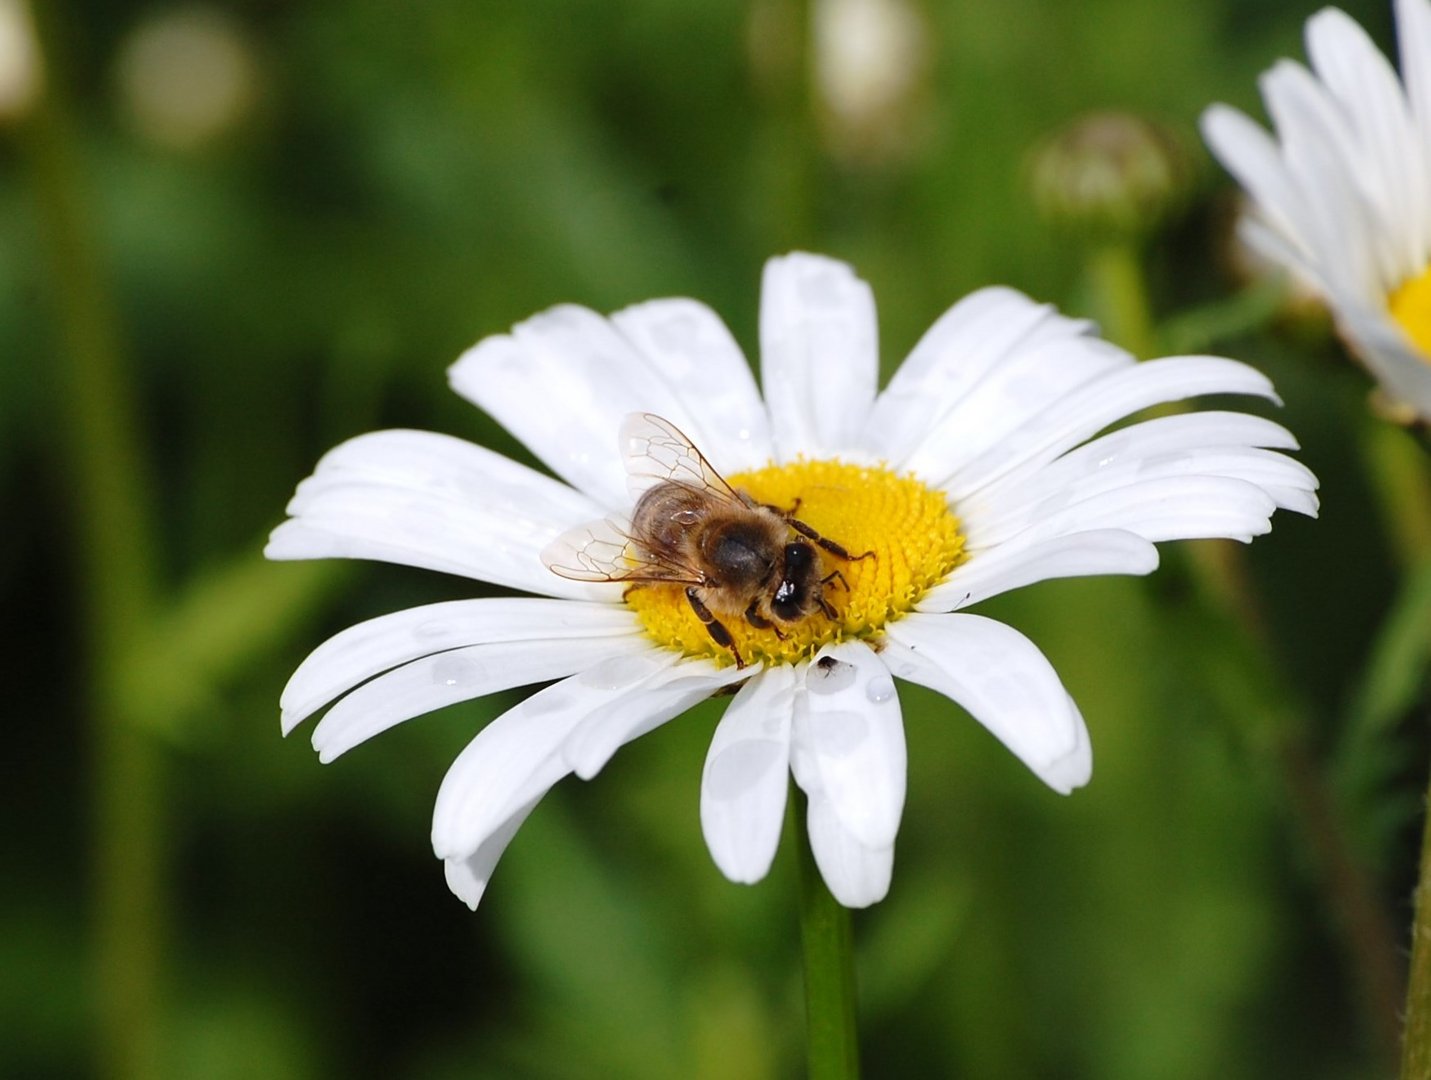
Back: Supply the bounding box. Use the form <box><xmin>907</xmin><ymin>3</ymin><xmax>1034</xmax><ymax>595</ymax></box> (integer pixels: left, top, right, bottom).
<box><xmin>816</xmin><ymin>570</ymin><xmax>853</xmax><ymax>620</ymax></box>
<box><xmin>787</xmin><ymin>517</ymin><xmax>874</xmax><ymax>562</ymax></box>
<box><xmin>743</xmin><ymin>602</ymin><xmax>786</xmax><ymax>639</ymax></box>
<box><xmin>764</xmin><ymin>496</ymin><xmax>803</xmax><ymax>516</ymax></box>
<box><xmin>686</xmin><ymin>586</ymin><xmax>745</xmax><ymax>669</ymax></box>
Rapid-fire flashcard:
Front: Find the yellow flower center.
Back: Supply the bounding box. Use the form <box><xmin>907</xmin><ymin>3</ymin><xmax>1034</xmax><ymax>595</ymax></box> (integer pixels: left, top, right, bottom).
<box><xmin>1390</xmin><ymin>265</ymin><xmax>1431</xmax><ymax>360</ymax></box>
<box><xmin>624</xmin><ymin>459</ymin><xmax>967</xmax><ymax>667</ymax></box>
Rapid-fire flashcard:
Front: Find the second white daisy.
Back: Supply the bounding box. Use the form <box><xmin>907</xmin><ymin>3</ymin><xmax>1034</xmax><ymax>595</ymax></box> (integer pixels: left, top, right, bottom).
<box><xmin>1202</xmin><ymin>0</ymin><xmax>1431</xmax><ymax>420</ymax></box>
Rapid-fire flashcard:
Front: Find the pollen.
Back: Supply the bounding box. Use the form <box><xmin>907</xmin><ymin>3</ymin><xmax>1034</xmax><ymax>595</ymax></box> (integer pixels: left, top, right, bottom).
<box><xmin>624</xmin><ymin>458</ymin><xmax>967</xmax><ymax>667</ymax></box>
<box><xmin>1390</xmin><ymin>265</ymin><xmax>1431</xmax><ymax>361</ymax></box>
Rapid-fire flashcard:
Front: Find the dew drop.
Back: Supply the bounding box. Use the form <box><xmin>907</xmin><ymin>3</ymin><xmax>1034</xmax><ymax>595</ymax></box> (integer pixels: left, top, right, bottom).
<box><xmin>865</xmin><ymin>675</ymin><xmax>896</xmax><ymax>704</ymax></box>
<box><xmin>578</xmin><ymin>653</ymin><xmax>658</xmax><ymax>691</ymax></box>
<box><xmin>431</xmin><ymin>654</ymin><xmax>481</xmax><ymax>688</ymax></box>
<box><xmin>808</xmin><ymin>656</ymin><xmax>857</xmax><ymax>695</ymax></box>
<box><xmin>413</xmin><ymin>619</ymin><xmax>453</xmax><ymax>642</ymax></box>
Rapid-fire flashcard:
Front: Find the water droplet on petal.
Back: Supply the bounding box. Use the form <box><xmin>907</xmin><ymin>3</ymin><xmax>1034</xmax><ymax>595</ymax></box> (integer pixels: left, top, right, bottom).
<box><xmin>414</xmin><ymin>619</ymin><xmax>453</xmax><ymax>642</ymax></box>
<box><xmin>578</xmin><ymin>653</ymin><xmax>659</xmax><ymax>691</ymax></box>
<box><xmin>432</xmin><ymin>654</ymin><xmax>481</xmax><ymax>688</ymax></box>
<box><xmin>865</xmin><ymin>675</ymin><xmax>896</xmax><ymax>704</ymax></box>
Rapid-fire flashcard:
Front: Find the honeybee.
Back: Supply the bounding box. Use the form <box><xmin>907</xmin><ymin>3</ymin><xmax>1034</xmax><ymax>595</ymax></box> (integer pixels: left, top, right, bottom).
<box><xmin>541</xmin><ymin>413</ymin><xmax>872</xmax><ymax>669</ymax></box>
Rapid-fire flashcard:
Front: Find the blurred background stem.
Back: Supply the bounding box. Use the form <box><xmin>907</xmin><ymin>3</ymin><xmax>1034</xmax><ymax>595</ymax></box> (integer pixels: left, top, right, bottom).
<box><xmin>1085</xmin><ymin>237</ymin><xmax>1405</xmax><ymax>1069</ymax></box>
<box><xmin>1406</xmin><ymin>765</ymin><xmax>1431</xmax><ymax>1078</ymax></box>
<box><xmin>24</xmin><ymin>8</ymin><xmax>165</xmax><ymax>1078</ymax></box>
<box><xmin>1363</xmin><ymin>420</ymin><xmax>1431</xmax><ymax>1079</ymax></box>
<box><xmin>788</xmin><ymin>787</ymin><xmax>860</xmax><ymax>1080</ymax></box>
<box><xmin>1364</xmin><ymin>422</ymin><xmax>1431</xmax><ymax>573</ymax></box>
<box><xmin>1087</xmin><ymin>242</ymin><xmax>1157</xmax><ymax>360</ymax></box>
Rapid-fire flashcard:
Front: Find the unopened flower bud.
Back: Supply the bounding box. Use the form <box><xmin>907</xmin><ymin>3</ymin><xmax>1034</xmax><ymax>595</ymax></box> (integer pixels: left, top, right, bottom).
<box><xmin>0</xmin><ymin>0</ymin><xmax>42</xmax><ymax>122</ymax></box>
<box><xmin>114</xmin><ymin>7</ymin><xmax>258</xmax><ymax>151</ymax></box>
<box><xmin>1028</xmin><ymin>111</ymin><xmax>1194</xmax><ymax>243</ymax></box>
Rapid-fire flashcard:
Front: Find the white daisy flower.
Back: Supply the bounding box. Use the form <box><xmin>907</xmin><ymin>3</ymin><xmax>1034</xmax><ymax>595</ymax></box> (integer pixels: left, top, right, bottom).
<box><xmin>267</xmin><ymin>253</ymin><xmax>1318</xmax><ymax>910</ymax></box>
<box><xmin>1202</xmin><ymin>0</ymin><xmax>1431</xmax><ymax>420</ymax></box>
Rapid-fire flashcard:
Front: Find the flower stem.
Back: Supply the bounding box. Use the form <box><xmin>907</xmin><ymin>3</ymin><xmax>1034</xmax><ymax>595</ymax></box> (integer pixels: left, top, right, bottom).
<box><xmin>1368</xmin><ymin>421</ymin><xmax>1431</xmax><ymax>1078</ymax></box>
<box><xmin>1085</xmin><ymin>240</ymin><xmax>1404</xmax><ymax>1068</ymax></box>
<box><xmin>1086</xmin><ymin>241</ymin><xmax>1158</xmax><ymax>360</ymax></box>
<box><xmin>23</xmin><ymin>8</ymin><xmax>165</xmax><ymax>1077</ymax></box>
<box><xmin>1404</xmin><ymin>772</ymin><xmax>1431</xmax><ymax>1079</ymax></box>
<box><xmin>788</xmin><ymin>787</ymin><xmax>860</xmax><ymax>1080</ymax></box>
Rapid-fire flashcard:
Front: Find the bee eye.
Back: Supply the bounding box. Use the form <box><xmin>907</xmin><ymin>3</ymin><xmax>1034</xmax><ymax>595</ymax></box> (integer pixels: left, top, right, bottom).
<box><xmin>672</xmin><ymin>509</ymin><xmax>700</xmax><ymax>525</ymax></box>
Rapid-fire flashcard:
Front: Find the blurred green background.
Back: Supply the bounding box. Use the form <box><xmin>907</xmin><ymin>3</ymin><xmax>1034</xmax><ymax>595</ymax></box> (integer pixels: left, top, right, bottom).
<box><xmin>6</xmin><ymin>0</ymin><xmax>1429</xmax><ymax>1077</ymax></box>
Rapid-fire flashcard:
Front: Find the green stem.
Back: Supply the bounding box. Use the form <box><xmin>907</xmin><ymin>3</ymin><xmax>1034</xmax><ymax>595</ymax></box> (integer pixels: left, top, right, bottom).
<box><xmin>1086</xmin><ymin>242</ymin><xmax>1403</xmax><ymax>1068</ymax></box>
<box><xmin>1404</xmin><ymin>771</ymin><xmax>1431</xmax><ymax>1079</ymax></box>
<box><xmin>23</xmin><ymin>8</ymin><xmax>165</xmax><ymax>1078</ymax></box>
<box><xmin>788</xmin><ymin>787</ymin><xmax>860</xmax><ymax>1080</ymax></box>
<box><xmin>1086</xmin><ymin>242</ymin><xmax>1157</xmax><ymax>360</ymax></box>
<box><xmin>1364</xmin><ymin>418</ymin><xmax>1431</xmax><ymax>574</ymax></box>
<box><xmin>751</xmin><ymin>0</ymin><xmax>819</xmax><ymax>251</ymax></box>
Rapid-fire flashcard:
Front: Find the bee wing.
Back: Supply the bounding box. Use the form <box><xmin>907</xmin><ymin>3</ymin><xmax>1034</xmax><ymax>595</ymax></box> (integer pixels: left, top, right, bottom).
<box><xmin>620</xmin><ymin>412</ymin><xmax>747</xmax><ymax>504</ymax></box>
<box><xmin>541</xmin><ymin>516</ymin><xmax>704</xmax><ymax>584</ymax></box>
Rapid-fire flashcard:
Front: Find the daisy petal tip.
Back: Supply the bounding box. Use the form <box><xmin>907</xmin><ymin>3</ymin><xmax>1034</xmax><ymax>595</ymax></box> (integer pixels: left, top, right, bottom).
<box><xmin>1305</xmin><ymin>5</ymin><xmax>1358</xmax><ymax>43</ymax></box>
<box><xmin>823</xmin><ymin>855</ymin><xmax>893</xmax><ymax>909</ymax></box>
<box><xmin>1041</xmin><ymin>751</ymin><xmax>1092</xmax><ymax>796</ymax></box>
<box><xmin>709</xmin><ymin>847</ymin><xmax>775</xmax><ymax>887</ymax></box>
<box><xmin>262</xmin><ymin>524</ymin><xmax>302</xmax><ymax>562</ymax></box>
<box><xmin>442</xmin><ymin>857</ymin><xmax>486</xmax><ymax>912</ymax></box>
<box><xmin>1036</xmin><ymin>704</ymin><xmax>1092</xmax><ymax>794</ymax></box>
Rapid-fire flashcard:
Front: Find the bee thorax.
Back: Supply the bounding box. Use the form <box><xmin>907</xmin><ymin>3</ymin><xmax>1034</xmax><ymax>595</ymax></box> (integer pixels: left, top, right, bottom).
<box><xmin>703</xmin><ymin>522</ymin><xmax>779</xmax><ymax>584</ymax></box>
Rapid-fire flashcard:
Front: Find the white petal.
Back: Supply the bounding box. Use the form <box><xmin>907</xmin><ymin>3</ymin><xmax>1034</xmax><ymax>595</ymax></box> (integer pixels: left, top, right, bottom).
<box><xmin>970</xmin><ymin>474</ymin><xmax>1279</xmax><ymax>548</ymax></box>
<box><xmin>915</xmin><ymin>529</ymin><xmax>1160</xmax><ymax>612</ymax></box>
<box><xmin>1340</xmin><ymin>305</ymin><xmax>1431</xmax><ymax>417</ymax></box>
<box><xmin>312</xmin><ymin>634</ymin><xmax>653</xmax><ymax>763</ymax></box>
<box><xmin>1308</xmin><ymin>7</ymin><xmax>1429</xmax><ymax>277</ymax></box>
<box><xmin>1201</xmin><ymin>104</ymin><xmax>1318</xmax><ymax>263</ymax></box>
<box><xmin>897</xmin><ymin>320</ymin><xmax>1130</xmax><ymax>486</ymax></box>
<box><xmin>700</xmin><ymin>665</ymin><xmax>798</xmax><ymax>885</ymax></box>
<box><xmin>883</xmin><ymin>613</ymin><xmax>1091</xmax><ymax>794</ymax></box>
<box><xmin>1399</xmin><ymin>0</ymin><xmax>1431</xmax><ymax>161</ymax></box>
<box><xmin>804</xmin><ymin>793</ymin><xmax>894</xmax><ymax>909</ymax></box>
<box><xmin>561</xmin><ymin>657</ymin><xmax>751</xmax><ymax>781</ymax></box>
<box><xmin>964</xmin><ymin>409</ymin><xmax>1318</xmax><ymax>529</ymax></box>
<box><xmin>610</xmin><ymin>299</ymin><xmax>774</xmax><ymax>472</ymax></box>
<box><xmin>281</xmin><ymin>598</ymin><xmax>637</xmax><ymax>733</ymax></box>
<box><xmin>862</xmin><ymin>287</ymin><xmax>1078</xmax><ymax>466</ymax></box>
<box><xmin>962</xmin><ymin>444</ymin><xmax>1318</xmax><ymax>547</ymax></box>
<box><xmin>265</xmin><ymin>429</ymin><xmax>607</xmax><ymax>600</ymax></box>
<box><xmin>788</xmin><ymin>641</ymin><xmax>905</xmax><ymax>850</ymax></box>
<box><xmin>431</xmin><ymin>648</ymin><xmax>721</xmax><ymax>860</ymax></box>
<box><xmin>1259</xmin><ymin>60</ymin><xmax>1390</xmax><ymax>296</ymax></box>
<box><xmin>449</xmin><ymin>306</ymin><xmax>698</xmax><ymax>510</ymax></box>
<box><xmin>442</xmin><ymin>793</ymin><xmax>544</xmax><ymax>910</ymax></box>
<box><xmin>972</xmin><ymin>409</ymin><xmax>1303</xmax><ymax>505</ymax></box>
<box><xmin>431</xmin><ymin>682</ymin><xmax>604</xmax><ymax>862</ymax></box>
<box><xmin>943</xmin><ymin>356</ymin><xmax>1281</xmax><ymax>501</ymax></box>
<box><xmin>760</xmin><ymin>253</ymin><xmax>878</xmax><ymax>459</ymax></box>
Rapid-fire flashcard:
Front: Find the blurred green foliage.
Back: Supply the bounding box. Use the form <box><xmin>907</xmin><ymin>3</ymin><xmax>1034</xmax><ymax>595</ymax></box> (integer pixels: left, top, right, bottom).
<box><xmin>4</xmin><ymin>0</ymin><xmax>1427</xmax><ymax>1077</ymax></box>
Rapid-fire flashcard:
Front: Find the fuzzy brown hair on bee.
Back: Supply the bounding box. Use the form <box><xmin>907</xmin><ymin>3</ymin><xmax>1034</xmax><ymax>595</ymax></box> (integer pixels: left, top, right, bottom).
<box><xmin>541</xmin><ymin>413</ymin><xmax>872</xmax><ymax>669</ymax></box>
